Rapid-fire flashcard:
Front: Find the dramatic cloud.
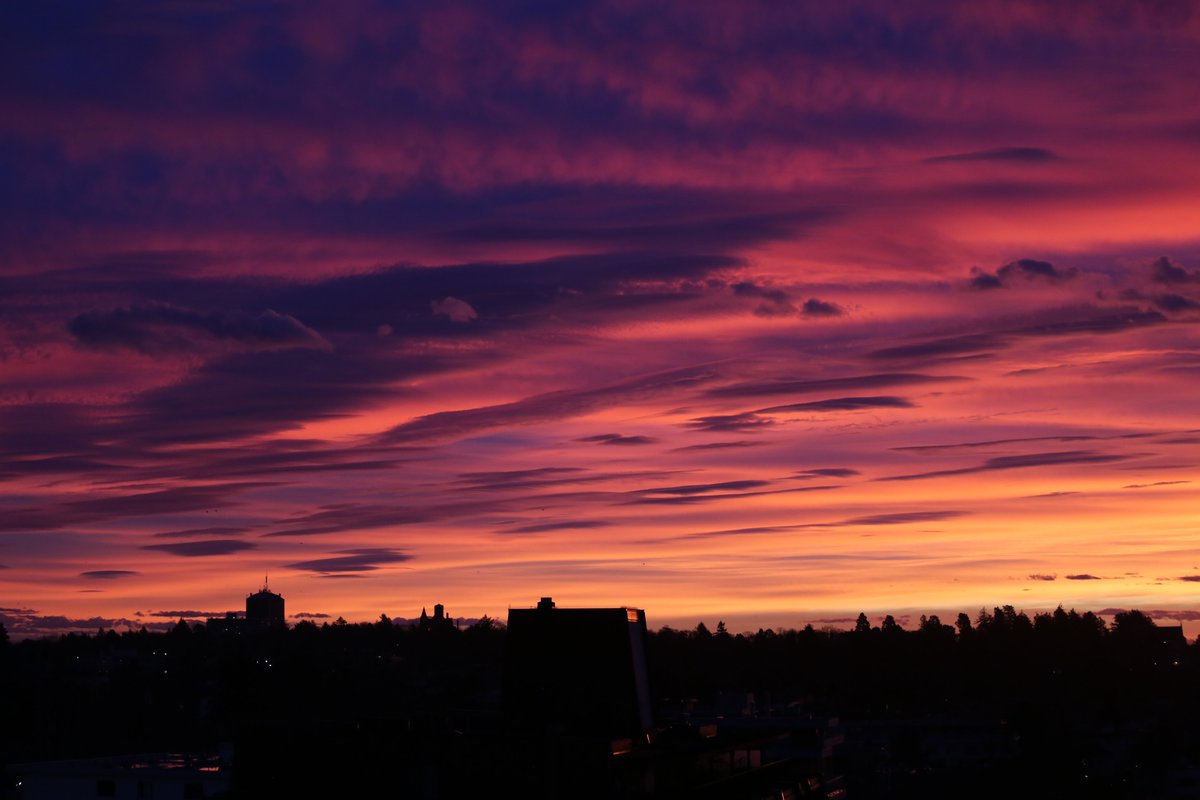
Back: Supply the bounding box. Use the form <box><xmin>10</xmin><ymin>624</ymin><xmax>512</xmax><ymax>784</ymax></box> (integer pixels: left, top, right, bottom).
<box><xmin>453</xmin><ymin>467</ymin><xmax>593</xmax><ymax>491</ymax></box>
<box><xmin>153</xmin><ymin>527</ymin><xmax>251</xmax><ymax>539</ymax></box>
<box><xmin>880</xmin><ymin>451</ymin><xmax>1135</xmax><ymax>482</ymax></box>
<box><xmin>686</xmin><ymin>412</ymin><xmax>775</xmax><ymax>433</ymax></box>
<box><xmin>141</xmin><ymin>540</ymin><xmax>258</xmax><ymax>557</ymax></box>
<box><xmin>1122</xmin><ymin>480</ymin><xmax>1190</xmax><ymax>489</ymax></box>
<box><xmin>871</xmin><ymin>334</ymin><xmax>1002</xmax><ymax>361</ymax></box>
<box><xmin>707</xmin><ymin>373</ymin><xmax>955</xmax><ymax>400</ymax></box>
<box><xmin>1065</xmin><ymin>574</ymin><xmax>1102</xmax><ymax>580</ymax></box>
<box><xmin>630</xmin><ymin>484</ymin><xmax>839</xmax><ymax>506</ymax></box>
<box><xmin>1028</xmin><ymin>574</ymin><xmax>1057</xmax><ymax>581</ymax></box>
<box><xmin>4</xmin><ymin>1</ymin><xmax>1200</xmax><ymax>632</ymax></box>
<box><xmin>286</xmin><ymin>548</ymin><xmax>413</xmax><ymax>575</ymax></box>
<box><xmin>80</xmin><ymin>570</ymin><xmax>139</xmax><ymax>580</ymax></box>
<box><xmin>895</xmin><ymin>434</ymin><xmax>1115</xmax><ymax>454</ymax></box>
<box><xmin>381</xmin><ymin>365</ymin><xmax>717</xmax><ymax>444</ymax></box>
<box><xmin>671</xmin><ymin>440</ymin><xmax>766</xmax><ymax>452</ymax></box>
<box><xmin>504</xmin><ymin>520</ymin><xmax>613</xmax><ymax>534</ymax></box>
<box><xmin>686</xmin><ymin>509</ymin><xmax>967</xmax><ymax>539</ymax></box>
<box><xmin>1154</xmin><ymin>294</ymin><xmax>1199</xmax><ymax>312</ymax></box>
<box><xmin>451</xmin><ymin>210</ymin><xmax>826</xmax><ymax>252</ymax></box>
<box><xmin>726</xmin><ymin>280</ymin><xmax>847</xmax><ymax>319</ymax></box>
<box><xmin>261</xmin><ymin>505</ymin><xmax>432</xmax><ymax>538</ymax></box>
<box><xmin>757</xmin><ymin>396</ymin><xmax>914</xmax><ymax>414</ymax></box>
<box><xmin>732</xmin><ymin>281</ymin><xmax>798</xmax><ymax>317</ymax></box>
<box><xmin>0</xmin><ymin>484</ymin><xmax>269</xmax><ymax>533</ymax></box>
<box><xmin>969</xmin><ymin>259</ymin><xmax>1078</xmax><ymax>290</ymax></box>
<box><xmin>872</xmin><ymin>308</ymin><xmax>1164</xmax><ymax>364</ymax></box>
<box><xmin>640</xmin><ymin>480</ymin><xmax>771</xmax><ymax>497</ymax></box>
<box><xmin>69</xmin><ymin>305</ymin><xmax>331</xmax><ymax>353</ymax></box>
<box><xmin>924</xmin><ymin>147</ymin><xmax>1059</xmax><ymax>165</ymax></box>
<box><xmin>802</xmin><ymin>298</ymin><xmax>844</xmax><ymax>317</ymax></box>
<box><xmin>1150</xmin><ymin>257</ymin><xmax>1200</xmax><ymax>284</ymax></box>
<box><xmin>841</xmin><ymin>511</ymin><xmax>967</xmax><ymax>526</ymax></box>
<box><xmin>431</xmin><ymin>296</ymin><xmax>478</xmax><ymax>323</ymax></box>
<box><xmin>577</xmin><ymin>433</ymin><xmax>658</xmax><ymax>446</ymax></box>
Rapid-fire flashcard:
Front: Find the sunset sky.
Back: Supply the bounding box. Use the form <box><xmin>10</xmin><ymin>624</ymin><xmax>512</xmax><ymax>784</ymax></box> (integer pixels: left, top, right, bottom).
<box><xmin>3</xmin><ymin>1</ymin><xmax>1200</xmax><ymax>637</ymax></box>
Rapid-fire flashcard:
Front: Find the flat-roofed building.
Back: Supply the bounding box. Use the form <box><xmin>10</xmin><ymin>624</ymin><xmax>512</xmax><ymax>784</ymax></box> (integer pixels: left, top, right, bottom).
<box><xmin>505</xmin><ymin>596</ymin><xmax>652</xmax><ymax>741</ymax></box>
<box><xmin>245</xmin><ymin>580</ymin><xmax>284</xmax><ymax>631</ymax></box>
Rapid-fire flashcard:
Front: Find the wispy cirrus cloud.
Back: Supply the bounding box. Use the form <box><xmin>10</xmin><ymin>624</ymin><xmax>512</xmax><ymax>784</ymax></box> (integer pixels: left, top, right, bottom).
<box><xmin>0</xmin><ymin>484</ymin><xmax>269</xmax><ymax>533</ymax></box>
<box><xmin>706</xmin><ymin>373</ymin><xmax>959</xmax><ymax>400</ymax></box>
<box><xmin>685</xmin><ymin>509</ymin><xmax>968</xmax><ymax>540</ymax></box>
<box><xmin>142</xmin><ymin>540</ymin><xmax>258</xmax><ymax>557</ymax></box>
<box><xmin>80</xmin><ymin>570</ymin><xmax>139</xmax><ymax>580</ymax></box>
<box><xmin>286</xmin><ymin>548</ymin><xmax>413</xmax><ymax>575</ymax></box>
<box><xmin>924</xmin><ymin>147</ymin><xmax>1060</xmax><ymax>165</ymax></box>
<box><xmin>69</xmin><ymin>304</ymin><xmax>331</xmax><ymax>354</ymax></box>
<box><xmin>502</xmin><ymin>519</ymin><xmax>614</xmax><ymax>535</ymax></box>
<box><xmin>381</xmin><ymin>364</ymin><xmax>717</xmax><ymax>445</ymax></box>
<box><xmin>757</xmin><ymin>395</ymin><xmax>914</xmax><ymax>414</ymax></box>
<box><xmin>577</xmin><ymin>433</ymin><xmax>658</xmax><ymax>446</ymax></box>
<box><xmin>879</xmin><ymin>451</ymin><xmax>1136</xmax><ymax>482</ymax></box>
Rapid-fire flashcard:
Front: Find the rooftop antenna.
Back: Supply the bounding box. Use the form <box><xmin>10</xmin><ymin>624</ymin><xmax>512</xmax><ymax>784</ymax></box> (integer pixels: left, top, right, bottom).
<box><xmin>263</xmin><ymin>572</ymin><xmax>269</xmax><ymax>592</ymax></box>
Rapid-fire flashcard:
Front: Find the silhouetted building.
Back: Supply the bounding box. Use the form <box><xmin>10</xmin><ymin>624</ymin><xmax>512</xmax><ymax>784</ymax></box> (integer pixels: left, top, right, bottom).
<box><xmin>205</xmin><ymin>611</ymin><xmax>243</xmax><ymax>634</ymax></box>
<box><xmin>1158</xmin><ymin>624</ymin><xmax>1187</xmax><ymax>660</ymax></box>
<box><xmin>246</xmin><ymin>581</ymin><xmax>285</xmax><ymax>631</ymax></box>
<box><xmin>205</xmin><ymin>580</ymin><xmax>284</xmax><ymax>634</ymax></box>
<box><xmin>418</xmin><ymin>602</ymin><xmax>455</xmax><ymax>631</ymax></box>
<box><xmin>505</xmin><ymin>596</ymin><xmax>652</xmax><ymax>741</ymax></box>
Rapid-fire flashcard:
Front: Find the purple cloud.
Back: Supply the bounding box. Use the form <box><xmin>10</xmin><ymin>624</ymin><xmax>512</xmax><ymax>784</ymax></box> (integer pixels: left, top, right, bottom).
<box><xmin>286</xmin><ymin>548</ymin><xmax>413</xmax><ymax>575</ymax></box>
<box><xmin>142</xmin><ymin>539</ymin><xmax>258</xmax><ymax>557</ymax></box>
<box><xmin>80</xmin><ymin>570</ymin><xmax>139</xmax><ymax>580</ymax></box>
<box><xmin>969</xmin><ymin>258</ymin><xmax>1077</xmax><ymax>290</ymax></box>
<box><xmin>69</xmin><ymin>304</ymin><xmax>331</xmax><ymax>354</ymax></box>
<box><xmin>880</xmin><ymin>451</ymin><xmax>1134</xmax><ymax>482</ymax></box>
<box><xmin>1150</xmin><ymin>257</ymin><xmax>1200</xmax><ymax>284</ymax></box>
<box><xmin>925</xmin><ymin>147</ymin><xmax>1059</xmax><ymax>164</ymax></box>
<box><xmin>802</xmin><ymin>298</ymin><xmax>844</xmax><ymax>317</ymax></box>
<box><xmin>577</xmin><ymin>433</ymin><xmax>658</xmax><ymax>446</ymax></box>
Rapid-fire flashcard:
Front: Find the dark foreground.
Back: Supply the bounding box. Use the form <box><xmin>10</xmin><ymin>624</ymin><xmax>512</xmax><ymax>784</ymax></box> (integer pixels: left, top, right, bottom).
<box><xmin>3</xmin><ymin>607</ymin><xmax>1199</xmax><ymax>798</ymax></box>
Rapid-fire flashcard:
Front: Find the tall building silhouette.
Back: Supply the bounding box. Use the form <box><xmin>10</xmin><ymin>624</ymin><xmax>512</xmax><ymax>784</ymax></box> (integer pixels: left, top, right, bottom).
<box><xmin>245</xmin><ymin>577</ymin><xmax>285</xmax><ymax>631</ymax></box>
<box><xmin>504</xmin><ymin>596</ymin><xmax>653</xmax><ymax>740</ymax></box>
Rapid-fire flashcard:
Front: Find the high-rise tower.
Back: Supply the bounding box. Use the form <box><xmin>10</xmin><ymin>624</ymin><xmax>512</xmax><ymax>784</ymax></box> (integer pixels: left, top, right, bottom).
<box><xmin>246</xmin><ymin>576</ymin><xmax>285</xmax><ymax>631</ymax></box>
